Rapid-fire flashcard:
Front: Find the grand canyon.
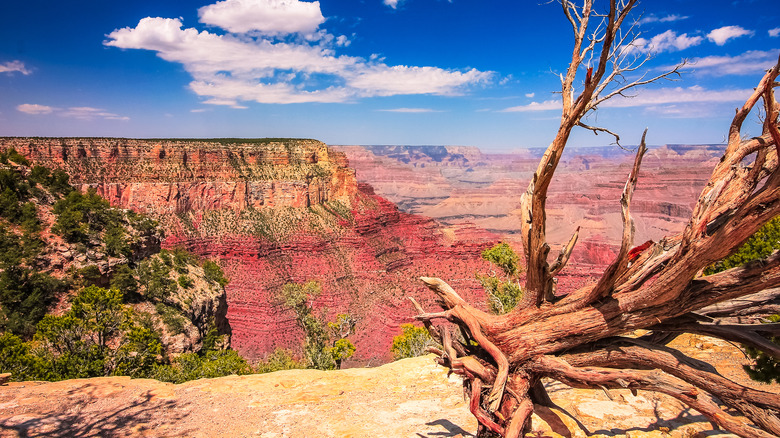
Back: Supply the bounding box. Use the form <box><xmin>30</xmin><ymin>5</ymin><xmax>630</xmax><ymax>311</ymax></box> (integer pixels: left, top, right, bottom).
<box><xmin>0</xmin><ymin>138</ymin><xmax>721</xmax><ymax>364</ymax></box>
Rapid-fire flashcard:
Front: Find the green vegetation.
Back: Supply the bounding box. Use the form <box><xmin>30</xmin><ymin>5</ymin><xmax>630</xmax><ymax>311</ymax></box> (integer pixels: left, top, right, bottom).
<box><xmin>478</xmin><ymin>243</ymin><xmax>524</xmax><ymax>314</ymax></box>
<box><xmin>277</xmin><ymin>281</ymin><xmax>357</xmax><ymax>370</ymax></box>
<box><xmin>0</xmin><ymin>266</ymin><xmax>65</xmax><ymax>338</ymax></box>
<box><xmin>203</xmin><ymin>260</ymin><xmax>229</xmax><ymax>288</ymax></box>
<box><xmin>151</xmin><ymin>349</ymin><xmax>252</xmax><ymax>384</ymax></box>
<box><xmin>705</xmin><ymin>217</ymin><xmax>780</xmax><ymax>275</ymax></box>
<box><xmin>705</xmin><ymin>216</ymin><xmax>780</xmax><ymax>383</ymax></box>
<box><xmin>391</xmin><ymin>323</ymin><xmax>436</xmax><ymax>360</ymax></box>
<box><xmin>254</xmin><ymin>348</ymin><xmax>306</xmax><ymax>373</ymax></box>
<box><xmin>0</xmin><ymin>156</ymin><xmax>253</xmax><ymax>384</ymax></box>
<box><xmin>52</xmin><ymin>187</ymin><xmax>127</xmax><ymax>246</ymax></box>
<box><xmin>481</xmin><ymin>242</ymin><xmax>520</xmax><ymax>277</ymax></box>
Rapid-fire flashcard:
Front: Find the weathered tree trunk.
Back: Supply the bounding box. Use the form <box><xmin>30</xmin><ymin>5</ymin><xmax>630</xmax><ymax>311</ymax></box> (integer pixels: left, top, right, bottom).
<box><xmin>411</xmin><ymin>2</ymin><xmax>780</xmax><ymax>437</ymax></box>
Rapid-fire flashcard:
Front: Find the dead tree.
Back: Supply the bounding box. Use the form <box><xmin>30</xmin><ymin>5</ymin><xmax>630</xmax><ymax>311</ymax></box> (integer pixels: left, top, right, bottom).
<box><xmin>410</xmin><ymin>1</ymin><xmax>780</xmax><ymax>437</ymax></box>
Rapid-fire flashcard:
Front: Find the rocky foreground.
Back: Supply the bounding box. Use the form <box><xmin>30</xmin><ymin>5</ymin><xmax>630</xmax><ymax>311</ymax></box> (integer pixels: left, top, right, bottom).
<box><xmin>1</xmin><ymin>334</ymin><xmax>774</xmax><ymax>438</ymax></box>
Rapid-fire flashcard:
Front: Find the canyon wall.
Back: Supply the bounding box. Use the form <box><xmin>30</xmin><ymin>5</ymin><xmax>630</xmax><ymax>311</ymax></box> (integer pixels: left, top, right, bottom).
<box><xmin>1</xmin><ymin>138</ymin><xmax>498</xmax><ymax>363</ymax></box>
<box><xmin>333</xmin><ymin>144</ymin><xmax>723</xmax><ymax>270</ymax></box>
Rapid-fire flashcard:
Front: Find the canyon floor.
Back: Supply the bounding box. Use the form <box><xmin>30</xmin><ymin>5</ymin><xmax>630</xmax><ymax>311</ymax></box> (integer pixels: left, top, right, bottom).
<box><xmin>1</xmin><ymin>334</ymin><xmax>776</xmax><ymax>438</ymax></box>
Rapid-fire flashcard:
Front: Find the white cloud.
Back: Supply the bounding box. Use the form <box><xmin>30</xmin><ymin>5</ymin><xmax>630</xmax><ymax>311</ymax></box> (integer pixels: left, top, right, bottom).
<box><xmin>502</xmin><ymin>86</ymin><xmax>752</xmax><ymax>112</ymax></box>
<box><xmin>198</xmin><ymin>0</ymin><xmax>325</xmax><ymax>35</ymax></box>
<box><xmin>0</xmin><ymin>60</ymin><xmax>31</xmax><ymax>75</ymax></box>
<box><xmin>631</xmin><ymin>30</ymin><xmax>702</xmax><ymax>54</ymax></box>
<box><xmin>106</xmin><ymin>12</ymin><xmax>491</xmax><ymax>105</ymax></box>
<box><xmin>17</xmin><ymin>104</ymin><xmax>54</xmax><ymax>114</ymax></box>
<box><xmin>61</xmin><ymin>107</ymin><xmax>130</xmax><ymax>120</ymax></box>
<box><xmin>677</xmin><ymin>50</ymin><xmax>779</xmax><ymax>76</ymax></box>
<box><xmin>347</xmin><ymin>65</ymin><xmax>490</xmax><ymax>97</ymax></box>
<box><xmin>707</xmin><ymin>26</ymin><xmax>753</xmax><ymax>46</ymax></box>
<box><xmin>383</xmin><ymin>0</ymin><xmax>400</xmax><ymax>9</ymax></box>
<box><xmin>502</xmin><ymin>99</ymin><xmax>559</xmax><ymax>112</ymax></box>
<box><xmin>378</xmin><ymin>108</ymin><xmax>440</xmax><ymax>113</ymax></box>
<box><xmin>639</xmin><ymin>14</ymin><xmax>688</xmax><ymax>25</ymax></box>
<box><xmin>17</xmin><ymin>104</ymin><xmax>128</xmax><ymax>120</ymax></box>
<box><xmin>769</xmin><ymin>28</ymin><xmax>780</xmax><ymax>38</ymax></box>
<box><xmin>525</xmin><ymin>92</ymin><xmax>535</xmax><ymax>98</ymax></box>
<box><xmin>600</xmin><ymin>86</ymin><xmax>751</xmax><ymax>108</ymax></box>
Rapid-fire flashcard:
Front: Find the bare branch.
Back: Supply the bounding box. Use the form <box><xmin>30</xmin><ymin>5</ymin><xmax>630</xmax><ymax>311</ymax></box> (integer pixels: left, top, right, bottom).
<box><xmin>585</xmin><ymin>129</ymin><xmax>646</xmax><ymax>303</ymax></box>
<box><xmin>549</xmin><ymin>226</ymin><xmax>581</xmax><ymax>278</ymax></box>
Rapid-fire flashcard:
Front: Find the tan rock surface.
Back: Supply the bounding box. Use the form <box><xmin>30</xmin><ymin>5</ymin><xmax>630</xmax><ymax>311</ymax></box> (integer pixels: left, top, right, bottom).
<box><xmin>2</xmin><ymin>339</ymin><xmax>773</xmax><ymax>438</ymax></box>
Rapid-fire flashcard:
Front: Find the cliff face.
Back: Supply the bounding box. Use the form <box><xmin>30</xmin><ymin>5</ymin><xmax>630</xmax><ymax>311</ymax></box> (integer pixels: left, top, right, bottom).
<box><xmin>333</xmin><ymin>144</ymin><xmax>722</xmax><ymax>269</ymax></box>
<box><xmin>8</xmin><ymin>138</ymin><xmax>356</xmax><ymax>214</ymax></box>
<box><xmin>2</xmin><ymin>138</ymin><xmax>497</xmax><ymax>363</ymax></box>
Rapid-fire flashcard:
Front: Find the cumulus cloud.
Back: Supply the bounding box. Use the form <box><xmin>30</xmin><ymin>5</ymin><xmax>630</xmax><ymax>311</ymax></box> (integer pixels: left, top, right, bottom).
<box><xmin>17</xmin><ymin>104</ymin><xmax>54</xmax><ymax>114</ymax></box>
<box><xmin>677</xmin><ymin>50</ymin><xmax>779</xmax><ymax>76</ymax></box>
<box><xmin>348</xmin><ymin>65</ymin><xmax>489</xmax><ymax>97</ymax></box>
<box><xmin>502</xmin><ymin>86</ymin><xmax>751</xmax><ymax>112</ymax></box>
<box><xmin>639</xmin><ymin>14</ymin><xmax>688</xmax><ymax>25</ymax></box>
<box><xmin>525</xmin><ymin>92</ymin><xmax>535</xmax><ymax>98</ymax></box>
<box><xmin>198</xmin><ymin>0</ymin><xmax>325</xmax><ymax>35</ymax></box>
<box><xmin>769</xmin><ymin>28</ymin><xmax>780</xmax><ymax>38</ymax></box>
<box><xmin>17</xmin><ymin>104</ymin><xmax>128</xmax><ymax>120</ymax></box>
<box><xmin>630</xmin><ymin>30</ymin><xmax>702</xmax><ymax>54</ymax></box>
<box><xmin>0</xmin><ymin>60</ymin><xmax>31</xmax><ymax>75</ymax></box>
<box><xmin>383</xmin><ymin>0</ymin><xmax>400</xmax><ymax>9</ymax></box>
<box><xmin>707</xmin><ymin>26</ymin><xmax>753</xmax><ymax>46</ymax></box>
<box><xmin>106</xmin><ymin>6</ymin><xmax>492</xmax><ymax>106</ymax></box>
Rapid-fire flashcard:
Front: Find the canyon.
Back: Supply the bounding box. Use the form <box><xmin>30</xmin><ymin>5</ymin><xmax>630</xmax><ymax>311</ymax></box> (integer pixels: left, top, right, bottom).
<box><xmin>332</xmin><ymin>144</ymin><xmax>723</xmax><ymax>269</ymax></box>
<box><xmin>1</xmin><ymin>138</ymin><xmax>498</xmax><ymax>364</ymax></box>
<box><xmin>1</xmin><ymin>138</ymin><xmax>724</xmax><ymax>364</ymax></box>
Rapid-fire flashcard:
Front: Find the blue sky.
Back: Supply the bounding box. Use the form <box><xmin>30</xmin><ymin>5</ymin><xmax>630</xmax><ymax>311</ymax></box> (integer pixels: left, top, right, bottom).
<box><xmin>1</xmin><ymin>0</ymin><xmax>778</xmax><ymax>151</ymax></box>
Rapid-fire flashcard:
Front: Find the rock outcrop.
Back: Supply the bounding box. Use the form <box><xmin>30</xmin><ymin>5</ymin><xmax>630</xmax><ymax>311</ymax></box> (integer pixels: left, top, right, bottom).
<box><xmin>2</xmin><ymin>334</ymin><xmax>775</xmax><ymax>437</ymax></box>
<box><xmin>1</xmin><ymin>138</ymin><xmax>498</xmax><ymax>363</ymax></box>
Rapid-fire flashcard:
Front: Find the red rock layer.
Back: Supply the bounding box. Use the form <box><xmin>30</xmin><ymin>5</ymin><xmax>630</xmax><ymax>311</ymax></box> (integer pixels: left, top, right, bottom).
<box><xmin>2</xmin><ymin>138</ymin><xmax>498</xmax><ymax>363</ymax></box>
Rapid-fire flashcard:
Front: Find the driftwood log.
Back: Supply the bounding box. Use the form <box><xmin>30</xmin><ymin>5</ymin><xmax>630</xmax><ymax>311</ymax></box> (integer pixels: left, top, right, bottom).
<box><xmin>411</xmin><ymin>1</ymin><xmax>780</xmax><ymax>437</ymax></box>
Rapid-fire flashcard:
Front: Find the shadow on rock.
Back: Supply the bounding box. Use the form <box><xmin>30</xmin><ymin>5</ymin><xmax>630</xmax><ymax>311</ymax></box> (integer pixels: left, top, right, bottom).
<box><xmin>417</xmin><ymin>418</ymin><xmax>475</xmax><ymax>437</ymax></box>
<box><xmin>0</xmin><ymin>384</ymin><xmax>193</xmax><ymax>438</ymax></box>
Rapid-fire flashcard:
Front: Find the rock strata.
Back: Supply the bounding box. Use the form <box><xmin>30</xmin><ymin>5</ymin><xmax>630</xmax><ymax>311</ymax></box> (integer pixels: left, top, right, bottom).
<box><xmin>1</xmin><ymin>138</ymin><xmax>498</xmax><ymax>363</ymax></box>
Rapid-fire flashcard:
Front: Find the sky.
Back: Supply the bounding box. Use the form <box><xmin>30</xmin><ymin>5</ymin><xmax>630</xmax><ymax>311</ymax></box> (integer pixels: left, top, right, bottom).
<box><xmin>1</xmin><ymin>0</ymin><xmax>778</xmax><ymax>151</ymax></box>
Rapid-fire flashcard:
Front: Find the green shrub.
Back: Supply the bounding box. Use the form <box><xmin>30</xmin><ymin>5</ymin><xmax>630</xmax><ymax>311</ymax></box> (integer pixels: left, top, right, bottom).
<box><xmin>203</xmin><ymin>260</ymin><xmax>229</xmax><ymax>287</ymax></box>
<box><xmin>138</xmin><ymin>258</ymin><xmax>176</xmax><ymax>301</ymax></box>
<box><xmin>151</xmin><ymin>350</ymin><xmax>252</xmax><ymax>383</ymax></box>
<box><xmin>0</xmin><ymin>267</ymin><xmax>64</xmax><ymax>338</ymax></box>
<box><xmin>478</xmin><ymin>275</ymin><xmax>524</xmax><ymax>315</ymax></box>
<box><xmin>478</xmin><ymin>243</ymin><xmax>524</xmax><ymax>314</ymax></box>
<box><xmin>110</xmin><ymin>264</ymin><xmax>138</xmax><ymax>297</ymax></box>
<box><xmin>255</xmin><ymin>348</ymin><xmax>305</xmax><ymax>373</ymax></box>
<box><xmin>391</xmin><ymin>323</ymin><xmax>436</xmax><ymax>360</ymax></box>
<box><xmin>104</xmin><ymin>225</ymin><xmax>130</xmax><ymax>257</ymax></box>
<box><xmin>278</xmin><ymin>281</ymin><xmax>357</xmax><ymax>370</ymax></box>
<box><xmin>705</xmin><ymin>216</ymin><xmax>780</xmax><ymax>383</ymax></box>
<box><xmin>177</xmin><ymin>274</ymin><xmax>194</xmax><ymax>289</ymax></box>
<box><xmin>481</xmin><ymin>242</ymin><xmax>520</xmax><ymax>277</ymax></box>
<box><xmin>0</xmin><ymin>332</ymin><xmax>46</xmax><ymax>381</ymax></box>
<box><xmin>155</xmin><ymin>303</ymin><xmax>187</xmax><ymax>335</ymax></box>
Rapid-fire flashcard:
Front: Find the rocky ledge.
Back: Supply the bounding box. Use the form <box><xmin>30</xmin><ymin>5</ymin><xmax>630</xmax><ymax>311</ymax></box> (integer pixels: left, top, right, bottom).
<box><xmin>2</xmin><ymin>334</ymin><xmax>775</xmax><ymax>438</ymax></box>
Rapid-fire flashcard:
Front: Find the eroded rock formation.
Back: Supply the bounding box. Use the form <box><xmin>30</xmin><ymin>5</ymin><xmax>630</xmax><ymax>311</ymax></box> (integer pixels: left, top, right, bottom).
<box><xmin>1</xmin><ymin>138</ymin><xmax>498</xmax><ymax>363</ymax></box>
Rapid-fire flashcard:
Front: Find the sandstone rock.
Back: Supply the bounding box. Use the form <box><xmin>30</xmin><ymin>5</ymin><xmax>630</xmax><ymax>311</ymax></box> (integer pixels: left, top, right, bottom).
<box><xmin>0</xmin><ymin>352</ymin><xmax>762</xmax><ymax>437</ymax></box>
<box><xmin>0</xmin><ymin>138</ymin><xmax>499</xmax><ymax>363</ymax></box>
